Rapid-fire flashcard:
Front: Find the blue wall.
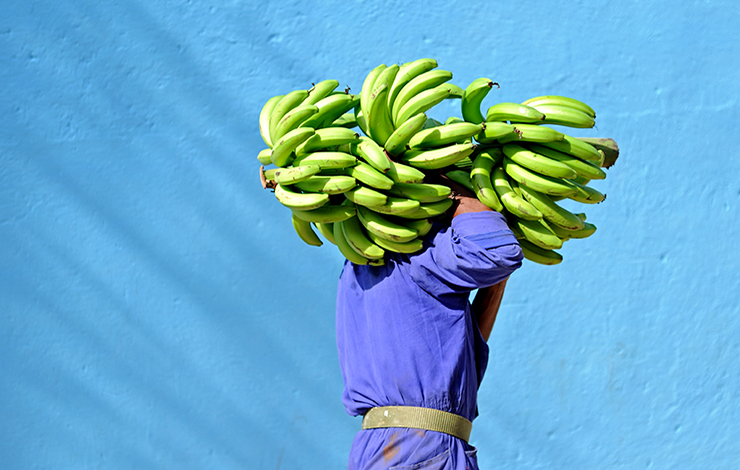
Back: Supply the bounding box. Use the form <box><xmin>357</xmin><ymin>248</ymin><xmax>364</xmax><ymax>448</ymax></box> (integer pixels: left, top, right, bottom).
<box><xmin>2</xmin><ymin>1</ymin><xmax>739</xmax><ymax>468</ymax></box>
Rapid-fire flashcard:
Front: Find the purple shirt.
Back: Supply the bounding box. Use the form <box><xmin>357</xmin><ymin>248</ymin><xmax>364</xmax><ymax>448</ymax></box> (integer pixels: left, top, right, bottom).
<box><xmin>335</xmin><ymin>211</ymin><xmax>523</xmax><ymax>424</ymax></box>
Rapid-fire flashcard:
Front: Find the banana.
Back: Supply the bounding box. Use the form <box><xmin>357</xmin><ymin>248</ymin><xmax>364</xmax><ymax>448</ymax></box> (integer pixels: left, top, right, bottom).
<box><xmin>576</xmin><ymin>137</ymin><xmax>619</xmax><ymax>168</ymax></box>
<box><xmin>259</xmin><ymin>94</ymin><xmax>283</xmax><ymax>148</ymax></box>
<box><xmin>567</xmin><ymin>180</ymin><xmax>606</xmax><ymax>204</ymax></box>
<box><xmin>334</xmin><ymin>218</ymin><xmax>371</xmax><ymax>265</ymax></box>
<box><xmin>272</xmin><ymin>104</ymin><xmax>319</xmax><ymax>142</ymax></box>
<box><xmin>385</xmin><ymin>182</ymin><xmax>452</xmax><ymax>203</ymax></box>
<box><xmin>293</xmin><ymin>150</ymin><xmax>357</xmax><ymax>169</ymax></box>
<box><xmin>360</xmin><ymin>63</ymin><xmax>387</xmax><ymax>122</ymax></box>
<box><xmin>486</xmin><ymin>102</ymin><xmax>545</xmax><ymax>123</ymax></box>
<box><xmin>513</xmin><ymin>216</ymin><xmax>563</xmax><ymax>250</ymax></box>
<box><xmin>475</xmin><ymin>122</ymin><xmax>518</xmax><ymax>144</ymax></box>
<box><xmin>407</xmin><ymin>122</ymin><xmax>484</xmax><ymax>149</ymax></box>
<box><xmin>497</xmin><ymin>123</ymin><xmax>565</xmax><ymax>144</ymax></box>
<box><xmin>527</xmin><ymin>143</ymin><xmax>606</xmax><ymax>180</ymax></box>
<box><xmin>517</xmin><ymin>184</ymin><xmax>585</xmax><ymax>230</ymax></box>
<box><xmin>470</xmin><ymin>148</ymin><xmax>504</xmax><ymax>211</ymax></box>
<box><xmin>301</xmin><ymin>93</ymin><xmax>360</xmax><ymax>129</ymax></box>
<box><xmin>295</xmin><ymin>127</ymin><xmax>361</xmax><ymax>157</ymax></box>
<box><xmin>341</xmin><ymin>211</ymin><xmax>386</xmax><ymax>260</ymax></box>
<box><xmin>394</xmin><ymin>85</ymin><xmax>452</xmax><ymax>127</ymax></box>
<box><xmin>303</xmin><ymin>79</ymin><xmax>340</xmax><ymax>106</ymax></box>
<box><xmin>366</xmin><ymin>230</ymin><xmax>424</xmax><ymax>254</ymax></box>
<box><xmin>387</xmin><ymin>58</ymin><xmax>438</xmax><ymax>110</ymax></box>
<box><xmin>395</xmin><ymin>198</ymin><xmax>453</xmax><ymax>219</ymax></box>
<box><xmin>518</xmin><ymin>238</ymin><xmax>563</xmax><ymax>265</ymax></box>
<box><xmin>522</xmin><ymin>95</ymin><xmax>595</xmax><ymax>119</ymax></box>
<box><xmin>347</xmin><ymin>161</ymin><xmax>395</xmax><ymax>190</ymax></box>
<box><xmin>332</xmin><ymin>112</ymin><xmax>358</xmax><ymax>129</ymax></box>
<box><xmin>293</xmin><ymin>174</ymin><xmax>357</xmax><ymax>194</ymax></box>
<box><xmin>354</xmin><ymin>136</ymin><xmax>391</xmax><ymax>173</ymax></box>
<box><xmin>461</xmin><ymin>78</ymin><xmax>496</xmax><ymax>124</ymax></box>
<box><xmin>386</xmin><ymin>160</ymin><xmax>426</xmax><ymax>184</ymax></box>
<box><xmin>445</xmin><ymin>83</ymin><xmax>464</xmax><ymax>99</ymax></box>
<box><xmin>384</xmin><ymin>112</ymin><xmax>428</xmax><ymax>157</ymax></box>
<box><xmin>502</xmin><ymin>157</ymin><xmax>578</xmax><ymax>197</ymax></box>
<box><xmin>270</xmin><ymin>127</ymin><xmax>316</xmax><ymax>167</ymax></box>
<box><xmin>269</xmin><ymin>164</ymin><xmax>322</xmax><ymax>185</ymax></box>
<box><xmin>354</xmin><ymin>105</ymin><xmax>369</xmax><ymax>136</ymax></box>
<box><xmin>444</xmin><ymin>169</ymin><xmax>475</xmax><ymax>193</ymax></box>
<box><xmin>502</xmin><ymin>143</ymin><xmax>578</xmax><ymax>179</ymax></box>
<box><xmin>395</xmin><ymin>217</ymin><xmax>433</xmax><ymax>237</ymax></box>
<box><xmin>391</xmin><ymin>69</ymin><xmax>453</xmax><ymax>123</ymax></box>
<box><xmin>491</xmin><ymin>167</ymin><xmax>543</xmax><ymax>220</ymax></box>
<box><xmin>365</xmin><ymin>82</ymin><xmax>395</xmax><ymax>146</ymax></box>
<box><xmin>401</xmin><ymin>142</ymin><xmax>476</xmax><ymax>170</ymax></box>
<box><xmin>365</xmin><ymin>196</ymin><xmax>421</xmax><ymax>216</ymax></box>
<box><xmin>257</xmin><ymin>148</ymin><xmax>273</xmax><ymax>165</ymax></box>
<box><xmin>274</xmin><ymin>183</ymin><xmax>329</xmax><ymax>210</ymax></box>
<box><xmin>548</xmin><ymin>220</ymin><xmax>597</xmax><ymax>239</ymax></box>
<box><xmin>356</xmin><ymin>205</ymin><xmax>418</xmax><ymax>243</ymax></box>
<box><xmin>344</xmin><ymin>185</ymin><xmax>388</xmax><ymax>207</ymax></box>
<box><xmin>538</xmin><ymin>135</ymin><xmax>603</xmax><ymax>165</ymax></box>
<box><xmin>291</xmin><ymin>204</ymin><xmax>356</xmax><ymax>223</ymax></box>
<box><xmin>268</xmin><ymin>89</ymin><xmax>310</xmax><ymax>143</ymax></box>
<box><xmin>314</xmin><ymin>221</ymin><xmax>337</xmax><ymax>244</ymax></box>
<box><xmin>532</xmin><ymin>104</ymin><xmax>595</xmax><ymax>128</ymax></box>
<box><xmin>291</xmin><ymin>212</ymin><xmax>323</xmax><ymax>247</ymax></box>
<box><xmin>445</xmin><ymin>116</ymin><xmax>465</xmax><ymax>125</ymax></box>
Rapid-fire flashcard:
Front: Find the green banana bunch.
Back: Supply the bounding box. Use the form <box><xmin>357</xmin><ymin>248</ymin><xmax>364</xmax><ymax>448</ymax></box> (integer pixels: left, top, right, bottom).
<box><xmin>257</xmin><ymin>60</ymin><xmax>619</xmax><ymax>267</ymax></box>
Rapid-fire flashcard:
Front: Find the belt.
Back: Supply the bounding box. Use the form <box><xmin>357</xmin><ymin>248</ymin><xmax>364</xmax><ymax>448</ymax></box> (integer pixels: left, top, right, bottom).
<box><xmin>361</xmin><ymin>406</ymin><xmax>472</xmax><ymax>443</ymax></box>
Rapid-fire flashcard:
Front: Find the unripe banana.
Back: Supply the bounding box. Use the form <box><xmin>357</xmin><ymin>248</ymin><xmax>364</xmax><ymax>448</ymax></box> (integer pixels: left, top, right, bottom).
<box><xmin>354</xmin><ymin>136</ymin><xmax>391</xmax><ymax>173</ymax></box>
<box><xmin>257</xmin><ymin>148</ymin><xmax>273</xmax><ymax>165</ymax></box>
<box><xmin>396</xmin><ymin>217</ymin><xmax>433</xmax><ymax>236</ymax></box>
<box><xmin>445</xmin><ymin>83</ymin><xmax>464</xmax><ymax>99</ymax></box>
<box><xmin>513</xmin><ymin>216</ymin><xmax>563</xmax><ymax>250</ymax></box>
<box><xmin>518</xmin><ymin>238</ymin><xmax>563</xmax><ymax>265</ymax></box>
<box><xmin>269</xmin><ymin>164</ymin><xmax>322</xmax><ymax>185</ymax></box>
<box><xmin>386</xmin><ymin>160</ymin><xmax>427</xmax><ymax>184</ymax></box>
<box><xmin>301</xmin><ymin>93</ymin><xmax>360</xmax><ymax>129</ymax></box>
<box><xmin>259</xmin><ymin>94</ymin><xmax>283</xmax><ymax>148</ymax></box>
<box><xmin>365</xmin><ymin>82</ymin><xmax>395</xmax><ymax>146</ymax></box>
<box><xmin>384</xmin><ymin>112</ymin><xmax>428</xmax><ymax>157</ymax></box>
<box><xmin>293</xmin><ymin>174</ymin><xmax>357</xmax><ymax>194</ymax></box>
<box><xmin>394</xmin><ymin>85</ymin><xmax>452</xmax><ymax>127</ymax></box>
<box><xmin>313</xmin><ymin>221</ymin><xmax>337</xmax><ymax>244</ymax></box>
<box><xmin>391</xmin><ymin>69</ymin><xmax>453</xmax><ymax>123</ymax></box>
<box><xmin>367</xmin><ymin>231</ymin><xmax>423</xmax><ymax>254</ymax></box>
<box><xmin>274</xmin><ymin>183</ymin><xmax>329</xmax><ymax>210</ymax></box>
<box><xmin>517</xmin><ymin>184</ymin><xmax>585</xmax><ymax>230</ymax></box>
<box><xmin>334</xmin><ymin>218</ymin><xmax>371</xmax><ymax>265</ymax></box>
<box><xmin>386</xmin><ymin>182</ymin><xmax>452</xmax><ymax>203</ymax></box>
<box><xmin>295</xmin><ymin>127</ymin><xmax>361</xmax><ymax>157</ymax></box>
<box><xmin>527</xmin><ymin>143</ymin><xmax>606</xmax><ymax>180</ymax></box>
<box><xmin>470</xmin><ymin>148</ymin><xmax>504</xmax><ymax>212</ymax></box>
<box><xmin>341</xmin><ymin>212</ymin><xmax>386</xmax><ymax>260</ymax></box>
<box><xmin>576</xmin><ymin>137</ymin><xmax>619</xmax><ymax>168</ymax></box>
<box><xmin>303</xmin><ymin>79</ymin><xmax>340</xmax><ymax>106</ymax></box>
<box><xmin>522</xmin><ymin>95</ymin><xmax>595</xmax><ymax>119</ymax></box>
<box><xmin>532</xmin><ymin>104</ymin><xmax>596</xmax><ymax>128</ymax></box>
<box><xmin>344</xmin><ymin>185</ymin><xmax>388</xmax><ymax>207</ymax></box>
<box><xmin>387</xmin><ymin>58</ymin><xmax>438</xmax><ymax>109</ymax></box>
<box><xmin>408</xmin><ymin>122</ymin><xmax>484</xmax><ymax>149</ymax></box>
<box><xmin>291</xmin><ymin>204</ymin><xmax>356</xmax><ymax>223</ymax></box>
<box><xmin>491</xmin><ymin>167</ymin><xmax>543</xmax><ymax>220</ymax></box>
<box><xmin>548</xmin><ymin>220</ymin><xmax>597</xmax><ymax>239</ymax></box>
<box><xmin>401</xmin><ymin>142</ymin><xmax>476</xmax><ymax>170</ymax></box>
<box><xmin>502</xmin><ymin>157</ymin><xmax>578</xmax><ymax>197</ymax></box>
<box><xmin>395</xmin><ymin>198</ymin><xmax>453</xmax><ymax>219</ymax></box>
<box><xmin>486</xmin><ymin>102</ymin><xmax>545</xmax><ymax>123</ymax></box>
<box><xmin>347</xmin><ymin>161</ymin><xmax>395</xmax><ymax>190</ymax></box>
<box><xmin>538</xmin><ymin>135</ymin><xmax>603</xmax><ymax>165</ymax></box>
<box><xmin>331</xmin><ymin>112</ymin><xmax>358</xmax><ymax>129</ymax></box>
<box><xmin>360</xmin><ymin>64</ymin><xmax>387</xmax><ymax>122</ymax></box>
<box><xmin>364</xmin><ymin>196</ymin><xmax>421</xmax><ymax>216</ymax></box>
<box><xmin>502</xmin><ymin>143</ymin><xmax>578</xmax><ymax>179</ymax></box>
<box><xmin>269</xmin><ymin>89</ymin><xmax>310</xmax><ymax>143</ymax></box>
<box><xmin>475</xmin><ymin>122</ymin><xmax>518</xmax><ymax>144</ymax></box>
<box><xmin>444</xmin><ymin>169</ymin><xmax>475</xmax><ymax>193</ymax></box>
<box><xmin>461</xmin><ymin>78</ymin><xmax>496</xmax><ymax>124</ymax></box>
<box><xmin>273</xmin><ymin>104</ymin><xmax>319</xmax><ymax>142</ymax></box>
<box><xmin>270</xmin><ymin>127</ymin><xmax>316</xmax><ymax>167</ymax></box>
<box><xmin>291</xmin><ymin>213</ymin><xmax>323</xmax><ymax>247</ymax></box>
<box><xmin>497</xmin><ymin>123</ymin><xmax>565</xmax><ymax>144</ymax></box>
<box><xmin>567</xmin><ymin>180</ymin><xmax>606</xmax><ymax>204</ymax></box>
<box><xmin>293</xmin><ymin>150</ymin><xmax>357</xmax><ymax>169</ymax></box>
<box><xmin>356</xmin><ymin>205</ymin><xmax>418</xmax><ymax>243</ymax></box>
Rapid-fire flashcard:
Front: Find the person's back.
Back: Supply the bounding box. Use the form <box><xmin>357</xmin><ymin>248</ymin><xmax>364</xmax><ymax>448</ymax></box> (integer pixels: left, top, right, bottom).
<box><xmin>336</xmin><ymin>194</ymin><xmax>522</xmax><ymax>469</ymax></box>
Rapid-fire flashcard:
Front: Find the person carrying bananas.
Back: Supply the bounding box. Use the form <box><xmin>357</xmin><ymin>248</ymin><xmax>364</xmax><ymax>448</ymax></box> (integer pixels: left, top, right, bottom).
<box><xmin>336</xmin><ymin>179</ymin><xmax>523</xmax><ymax>469</ymax></box>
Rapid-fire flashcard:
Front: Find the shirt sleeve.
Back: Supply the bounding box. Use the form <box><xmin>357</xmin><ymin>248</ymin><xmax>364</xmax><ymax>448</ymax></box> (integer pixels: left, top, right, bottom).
<box><xmin>407</xmin><ymin>211</ymin><xmax>523</xmax><ymax>297</ymax></box>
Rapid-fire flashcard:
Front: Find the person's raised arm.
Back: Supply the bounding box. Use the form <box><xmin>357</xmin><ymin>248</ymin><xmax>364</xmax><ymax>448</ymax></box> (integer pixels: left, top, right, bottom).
<box><xmin>472</xmin><ymin>277</ymin><xmax>509</xmax><ymax>341</ymax></box>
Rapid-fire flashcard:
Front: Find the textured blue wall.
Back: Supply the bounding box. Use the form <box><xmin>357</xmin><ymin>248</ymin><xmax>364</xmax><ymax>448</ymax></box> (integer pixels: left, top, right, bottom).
<box><xmin>2</xmin><ymin>1</ymin><xmax>739</xmax><ymax>469</ymax></box>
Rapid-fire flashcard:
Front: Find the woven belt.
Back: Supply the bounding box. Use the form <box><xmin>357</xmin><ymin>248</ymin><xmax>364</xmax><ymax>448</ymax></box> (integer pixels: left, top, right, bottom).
<box><xmin>361</xmin><ymin>406</ymin><xmax>472</xmax><ymax>443</ymax></box>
